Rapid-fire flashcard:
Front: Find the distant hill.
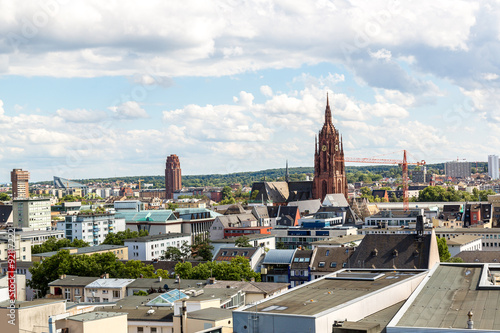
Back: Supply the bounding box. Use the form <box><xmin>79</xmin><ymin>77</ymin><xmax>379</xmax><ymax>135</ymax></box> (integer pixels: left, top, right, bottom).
<box><xmin>33</xmin><ymin>162</ymin><xmax>487</xmax><ymax>188</ymax></box>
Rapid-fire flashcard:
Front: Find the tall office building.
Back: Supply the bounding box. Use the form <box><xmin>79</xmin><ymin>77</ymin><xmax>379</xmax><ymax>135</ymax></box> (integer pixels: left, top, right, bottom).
<box><xmin>165</xmin><ymin>154</ymin><xmax>182</xmax><ymax>199</ymax></box>
<box><xmin>445</xmin><ymin>161</ymin><xmax>471</xmax><ymax>179</ymax></box>
<box><xmin>489</xmin><ymin>155</ymin><xmax>499</xmax><ymax>180</ymax></box>
<box><xmin>11</xmin><ymin>169</ymin><xmax>30</xmax><ymax>199</ymax></box>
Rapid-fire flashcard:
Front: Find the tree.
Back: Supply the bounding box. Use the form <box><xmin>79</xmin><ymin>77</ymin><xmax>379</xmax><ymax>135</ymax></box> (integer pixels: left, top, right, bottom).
<box><xmin>276</xmin><ymin>241</ymin><xmax>286</xmax><ymax>249</ymax></box>
<box><xmin>161</xmin><ymin>247</ymin><xmax>183</xmax><ymax>261</ymax></box>
<box><xmin>101</xmin><ymin>229</ymin><xmax>149</xmax><ymax>245</ymax></box>
<box><xmin>174</xmin><ymin>256</ymin><xmax>260</xmax><ymax>282</ymax></box>
<box><xmin>134</xmin><ymin>290</ymin><xmax>148</xmax><ymax>296</ymax></box>
<box><xmin>222</xmin><ymin>186</ymin><xmax>233</xmax><ymax>200</ymax></box>
<box><xmin>32</xmin><ymin>237</ymin><xmax>90</xmax><ymax>254</ymax></box>
<box><xmin>191</xmin><ymin>236</ymin><xmax>214</xmax><ymax>261</ymax></box>
<box><xmin>437</xmin><ymin>237</ymin><xmax>451</xmax><ymax>262</ymax></box>
<box><xmin>28</xmin><ymin>251</ymin><xmax>158</xmax><ymax>297</ymax></box>
<box><xmin>234</xmin><ymin>236</ymin><xmax>252</xmax><ymax>248</ymax></box>
<box><xmin>0</xmin><ymin>193</ymin><xmax>11</xmax><ymax>201</ymax></box>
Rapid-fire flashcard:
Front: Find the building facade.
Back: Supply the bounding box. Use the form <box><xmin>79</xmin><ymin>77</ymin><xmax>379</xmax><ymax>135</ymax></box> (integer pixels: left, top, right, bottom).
<box><xmin>11</xmin><ymin>168</ymin><xmax>30</xmax><ymax>199</ymax></box>
<box><xmin>488</xmin><ymin>154</ymin><xmax>499</xmax><ymax>180</ymax></box>
<box><xmin>165</xmin><ymin>154</ymin><xmax>182</xmax><ymax>199</ymax></box>
<box><xmin>444</xmin><ymin>161</ymin><xmax>471</xmax><ymax>178</ymax></box>
<box><xmin>57</xmin><ymin>213</ymin><xmax>125</xmax><ymax>246</ymax></box>
<box><xmin>13</xmin><ymin>198</ymin><xmax>51</xmax><ymax>230</ymax></box>
<box><xmin>312</xmin><ymin>95</ymin><xmax>347</xmax><ymax>200</ymax></box>
<box><xmin>125</xmin><ymin>233</ymin><xmax>191</xmax><ymax>261</ymax></box>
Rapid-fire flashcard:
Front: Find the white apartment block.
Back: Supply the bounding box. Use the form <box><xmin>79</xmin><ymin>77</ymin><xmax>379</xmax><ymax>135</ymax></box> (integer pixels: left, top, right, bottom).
<box><xmin>489</xmin><ymin>154</ymin><xmax>499</xmax><ymax>180</ymax></box>
<box><xmin>125</xmin><ymin>233</ymin><xmax>191</xmax><ymax>261</ymax></box>
<box><xmin>57</xmin><ymin>213</ymin><xmax>125</xmax><ymax>246</ymax></box>
<box><xmin>13</xmin><ymin>198</ymin><xmax>51</xmax><ymax>230</ymax></box>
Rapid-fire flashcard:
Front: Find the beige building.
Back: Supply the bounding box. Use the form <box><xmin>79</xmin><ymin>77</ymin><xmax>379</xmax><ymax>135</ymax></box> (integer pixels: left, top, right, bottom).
<box><xmin>174</xmin><ymin>307</ymin><xmax>233</xmax><ymax>333</ymax></box>
<box><xmin>0</xmin><ymin>236</ymin><xmax>32</xmax><ymax>261</ymax></box>
<box><xmin>0</xmin><ymin>298</ymin><xmax>66</xmax><ymax>333</ymax></box>
<box><xmin>56</xmin><ymin>311</ymin><xmax>128</xmax><ymax>333</ymax></box>
<box><xmin>48</xmin><ymin>275</ymin><xmax>99</xmax><ymax>303</ymax></box>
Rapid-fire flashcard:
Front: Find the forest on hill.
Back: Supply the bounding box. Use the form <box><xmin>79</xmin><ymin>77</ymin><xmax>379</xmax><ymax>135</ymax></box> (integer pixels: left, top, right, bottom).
<box><xmin>34</xmin><ymin>161</ymin><xmax>488</xmax><ymax>188</ymax></box>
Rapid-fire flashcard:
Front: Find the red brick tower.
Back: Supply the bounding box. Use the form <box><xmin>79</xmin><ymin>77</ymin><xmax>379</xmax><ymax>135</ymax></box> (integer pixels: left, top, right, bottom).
<box><xmin>312</xmin><ymin>94</ymin><xmax>348</xmax><ymax>201</ymax></box>
<box><xmin>165</xmin><ymin>154</ymin><xmax>182</xmax><ymax>199</ymax></box>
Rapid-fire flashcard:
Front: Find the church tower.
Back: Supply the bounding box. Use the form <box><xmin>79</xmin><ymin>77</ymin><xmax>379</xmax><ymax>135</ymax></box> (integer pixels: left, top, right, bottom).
<box><xmin>312</xmin><ymin>94</ymin><xmax>348</xmax><ymax>201</ymax></box>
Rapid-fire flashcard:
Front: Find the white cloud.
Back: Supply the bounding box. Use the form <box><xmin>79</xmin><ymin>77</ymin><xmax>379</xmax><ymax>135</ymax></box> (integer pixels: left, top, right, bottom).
<box><xmin>56</xmin><ymin>108</ymin><xmax>108</xmax><ymax>123</ymax></box>
<box><xmin>369</xmin><ymin>49</ymin><xmax>392</xmax><ymax>61</ymax></box>
<box><xmin>481</xmin><ymin>73</ymin><xmax>499</xmax><ymax>81</ymax></box>
<box><xmin>108</xmin><ymin>101</ymin><xmax>149</xmax><ymax>119</ymax></box>
<box><xmin>260</xmin><ymin>85</ymin><xmax>273</xmax><ymax>97</ymax></box>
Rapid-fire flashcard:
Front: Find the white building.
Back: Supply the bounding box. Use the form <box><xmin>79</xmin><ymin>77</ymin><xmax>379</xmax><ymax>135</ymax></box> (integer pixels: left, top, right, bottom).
<box><xmin>84</xmin><ymin>277</ymin><xmax>134</xmax><ymax>303</ymax></box>
<box><xmin>489</xmin><ymin>154</ymin><xmax>499</xmax><ymax>180</ymax></box>
<box><xmin>124</xmin><ymin>233</ymin><xmax>191</xmax><ymax>261</ymax></box>
<box><xmin>444</xmin><ymin>235</ymin><xmax>482</xmax><ymax>257</ymax></box>
<box><xmin>13</xmin><ymin>198</ymin><xmax>51</xmax><ymax>230</ymax></box>
<box><xmin>57</xmin><ymin>212</ymin><xmax>125</xmax><ymax>246</ymax></box>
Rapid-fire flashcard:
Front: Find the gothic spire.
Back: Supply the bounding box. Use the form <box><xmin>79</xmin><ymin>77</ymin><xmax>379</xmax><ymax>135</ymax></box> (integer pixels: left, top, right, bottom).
<box><xmin>325</xmin><ymin>93</ymin><xmax>332</xmax><ymax>125</ymax></box>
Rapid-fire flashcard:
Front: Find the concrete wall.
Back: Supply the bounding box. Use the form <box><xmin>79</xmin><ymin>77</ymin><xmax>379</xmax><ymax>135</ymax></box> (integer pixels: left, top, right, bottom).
<box><xmin>0</xmin><ymin>300</ymin><xmax>66</xmax><ymax>333</ymax></box>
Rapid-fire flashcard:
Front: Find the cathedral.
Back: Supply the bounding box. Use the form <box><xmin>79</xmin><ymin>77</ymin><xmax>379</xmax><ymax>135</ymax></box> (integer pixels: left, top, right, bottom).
<box><xmin>312</xmin><ymin>94</ymin><xmax>348</xmax><ymax>200</ymax></box>
<box><xmin>250</xmin><ymin>95</ymin><xmax>347</xmax><ymax>204</ymax></box>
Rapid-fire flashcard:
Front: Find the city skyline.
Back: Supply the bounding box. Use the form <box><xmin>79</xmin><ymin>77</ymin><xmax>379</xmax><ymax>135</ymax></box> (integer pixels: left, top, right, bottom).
<box><xmin>2</xmin><ymin>1</ymin><xmax>500</xmax><ymax>182</ymax></box>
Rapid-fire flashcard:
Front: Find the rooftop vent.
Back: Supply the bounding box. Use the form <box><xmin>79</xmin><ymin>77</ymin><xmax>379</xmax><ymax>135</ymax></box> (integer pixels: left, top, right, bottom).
<box><xmin>371</xmin><ymin>249</ymin><xmax>378</xmax><ymax>257</ymax></box>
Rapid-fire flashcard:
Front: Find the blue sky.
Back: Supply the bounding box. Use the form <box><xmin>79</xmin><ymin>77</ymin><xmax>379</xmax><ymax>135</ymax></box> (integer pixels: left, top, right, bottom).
<box><xmin>0</xmin><ymin>0</ymin><xmax>499</xmax><ymax>182</ymax></box>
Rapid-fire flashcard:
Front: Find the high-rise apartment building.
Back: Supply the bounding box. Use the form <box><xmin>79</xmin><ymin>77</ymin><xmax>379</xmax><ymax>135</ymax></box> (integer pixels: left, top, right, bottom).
<box><xmin>13</xmin><ymin>198</ymin><xmax>51</xmax><ymax>230</ymax></box>
<box><xmin>488</xmin><ymin>155</ymin><xmax>499</xmax><ymax>180</ymax></box>
<box><xmin>11</xmin><ymin>169</ymin><xmax>30</xmax><ymax>198</ymax></box>
<box><xmin>165</xmin><ymin>154</ymin><xmax>182</xmax><ymax>199</ymax></box>
<box><xmin>445</xmin><ymin>161</ymin><xmax>471</xmax><ymax>179</ymax></box>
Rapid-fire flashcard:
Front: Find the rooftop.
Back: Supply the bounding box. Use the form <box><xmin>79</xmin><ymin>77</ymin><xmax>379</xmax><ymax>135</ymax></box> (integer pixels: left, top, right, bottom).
<box><xmin>241</xmin><ymin>269</ymin><xmax>425</xmax><ymax>316</ymax></box>
<box><xmin>33</xmin><ymin>244</ymin><xmax>127</xmax><ymax>258</ymax></box>
<box><xmin>67</xmin><ymin>311</ymin><xmax>127</xmax><ymax>322</ymax></box>
<box><xmin>211</xmin><ymin>234</ymin><xmax>275</xmax><ymax>243</ymax></box>
<box><xmin>445</xmin><ymin>235</ymin><xmax>482</xmax><ymax>246</ymax></box>
<box><xmin>187</xmin><ymin>308</ymin><xmax>233</xmax><ymax>321</ymax></box>
<box><xmin>49</xmin><ymin>275</ymin><xmax>98</xmax><ymax>287</ymax></box>
<box><xmin>86</xmin><ymin>278</ymin><xmax>135</xmax><ymax>289</ymax></box>
<box><xmin>391</xmin><ymin>264</ymin><xmax>500</xmax><ymax>330</ymax></box>
<box><xmin>312</xmin><ymin>234</ymin><xmax>365</xmax><ymax>245</ymax></box>
<box><xmin>124</xmin><ymin>233</ymin><xmax>190</xmax><ymax>243</ymax></box>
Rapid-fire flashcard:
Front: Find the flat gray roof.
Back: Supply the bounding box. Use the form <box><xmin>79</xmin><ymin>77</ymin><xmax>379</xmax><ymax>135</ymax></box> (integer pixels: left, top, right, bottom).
<box><xmin>125</xmin><ymin>233</ymin><xmax>190</xmax><ymax>243</ymax></box>
<box><xmin>394</xmin><ymin>264</ymin><xmax>500</xmax><ymax>330</ymax></box>
<box><xmin>187</xmin><ymin>308</ymin><xmax>232</xmax><ymax>321</ymax></box>
<box><xmin>242</xmin><ymin>269</ymin><xmax>424</xmax><ymax>316</ymax></box>
<box><xmin>67</xmin><ymin>311</ymin><xmax>127</xmax><ymax>322</ymax></box>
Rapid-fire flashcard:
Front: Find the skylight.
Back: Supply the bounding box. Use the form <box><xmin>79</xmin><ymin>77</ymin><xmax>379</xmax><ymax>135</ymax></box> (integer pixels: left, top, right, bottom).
<box><xmin>146</xmin><ymin>289</ymin><xmax>188</xmax><ymax>306</ymax></box>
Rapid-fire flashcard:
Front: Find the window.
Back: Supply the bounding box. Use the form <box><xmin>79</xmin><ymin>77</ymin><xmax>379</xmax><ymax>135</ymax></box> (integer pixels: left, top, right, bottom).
<box><xmin>318</xmin><ymin>261</ymin><xmax>325</xmax><ymax>268</ymax></box>
<box><xmin>137</xmin><ymin>328</ymin><xmax>144</xmax><ymax>333</ymax></box>
<box><xmin>222</xmin><ymin>251</ymin><xmax>227</xmax><ymax>256</ymax></box>
<box><xmin>325</xmin><ymin>250</ymin><xmax>330</xmax><ymax>256</ymax></box>
<box><xmin>151</xmin><ymin>329</ymin><xmax>157</xmax><ymax>333</ymax></box>
<box><xmin>232</xmin><ymin>251</ymin><xmax>237</xmax><ymax>256</ymax></box>
<box><xmin>330</xmin><ymin>262</ymin><xmax>337</xmax><ymax>268</ymax></box>
<box><xmin>74</xmin><ymin>288</ymin><xmax>80</xmax><ymax>295</ymax></box>
<box><xmin>113</xmin><ymin>290</ymin><xmax>120</xmax><ymax>298</ymax></box>
<box><xmin>342</xmin><ymin>263</ymin><xmax>347</xmax><ymax>268</ymax></box>
<box><xmin>64</xmin><ymin>288</ymin><xmax>71</xmax><ymax>300</ymax></box>
<box><xmin>103</xmin><ymin>298</ymin><xmax>109</xmax><ymax>302</ymax></box>
<box><xmin>102</xmin><ymin>290</ymin><xmax>108</xmax><ymax>294</ymax></box>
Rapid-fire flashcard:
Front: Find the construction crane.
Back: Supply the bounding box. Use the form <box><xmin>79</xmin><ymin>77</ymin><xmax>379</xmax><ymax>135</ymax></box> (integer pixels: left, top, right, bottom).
<box><xmin>138</xmin><ymin>179</ymin><xmax>144</xmax><ymax>191</ymax></box>
<box><xmin>342</xmin><ymin>150</ymin><xmax>426</xmax><ymax>211</ymax></box>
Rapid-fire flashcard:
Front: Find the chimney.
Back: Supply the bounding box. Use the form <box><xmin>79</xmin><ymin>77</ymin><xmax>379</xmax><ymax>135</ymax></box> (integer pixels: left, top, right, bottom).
<box><xmin>105</xmin><ymin>273</ymin><xmax>109</xmax><ymax>279</ymax></box>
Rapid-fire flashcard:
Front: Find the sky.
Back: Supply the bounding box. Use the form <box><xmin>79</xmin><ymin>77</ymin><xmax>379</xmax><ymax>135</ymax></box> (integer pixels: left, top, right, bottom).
<box><xmin>1</xmin><ymin>0</ymin><xmax>500</xmax><ymax>182</ymax></box>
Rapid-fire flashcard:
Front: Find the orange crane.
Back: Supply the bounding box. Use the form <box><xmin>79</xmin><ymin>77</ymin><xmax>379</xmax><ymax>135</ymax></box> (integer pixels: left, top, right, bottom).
<box><xmin>342</xmin><ymin>150</ymin><xmax>426</xmax><ymax>211</ymax></box>
<box><xmin>138</xmin><ymin>179</ymin><xmax>144</xmax><ymax>191</ymax></box>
